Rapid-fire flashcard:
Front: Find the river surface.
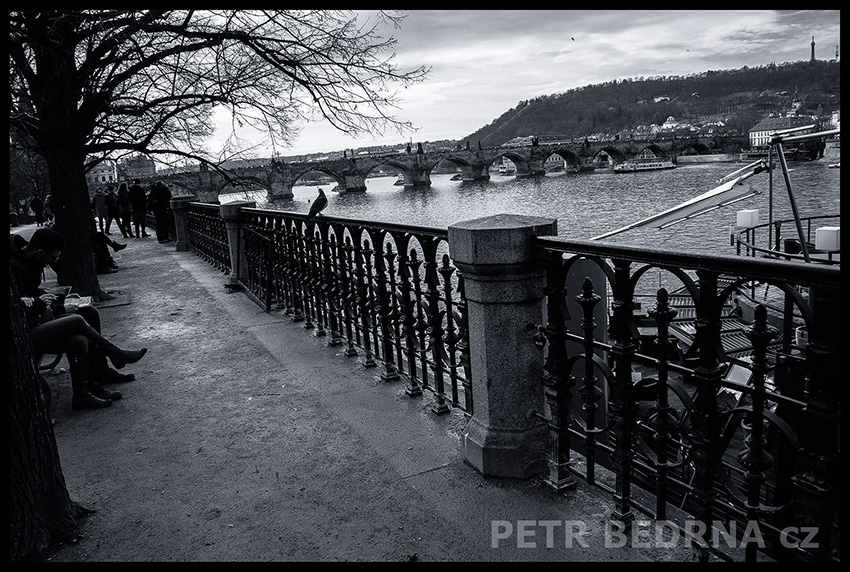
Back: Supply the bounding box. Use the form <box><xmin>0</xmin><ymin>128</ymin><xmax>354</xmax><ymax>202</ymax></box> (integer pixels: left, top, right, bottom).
<box><xmin>221</xmin><ymin>160</ymin><xmax>840</xmax><ymax>258</ymax></box>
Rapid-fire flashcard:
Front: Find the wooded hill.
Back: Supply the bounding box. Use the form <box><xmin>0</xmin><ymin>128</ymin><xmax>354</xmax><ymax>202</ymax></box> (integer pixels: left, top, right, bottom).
<box><xmin>465</xmin><ymin>60</ymin><xmax>840</xmax><ymax>147</ymax></box>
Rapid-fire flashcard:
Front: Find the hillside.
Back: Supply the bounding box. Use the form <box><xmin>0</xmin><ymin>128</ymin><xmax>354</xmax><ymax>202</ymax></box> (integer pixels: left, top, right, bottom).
<box><xmin>464</xmin><ymin>60</ymin><xmax>840</xmax><ymax>147</ymax></box>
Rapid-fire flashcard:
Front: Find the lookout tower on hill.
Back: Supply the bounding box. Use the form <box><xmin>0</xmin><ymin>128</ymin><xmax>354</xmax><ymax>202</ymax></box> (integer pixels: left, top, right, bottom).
<box><xmin>811</xmin><ymin>35</ymin><xmax>816</xmax><ymax>61</ymax></box>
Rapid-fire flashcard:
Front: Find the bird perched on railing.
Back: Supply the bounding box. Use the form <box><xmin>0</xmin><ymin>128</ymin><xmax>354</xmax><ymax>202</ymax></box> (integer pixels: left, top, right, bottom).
<box><xmin>306</xmin><ymin>188</ymin><xmax>328</xmax><ymax>221</ymax></box>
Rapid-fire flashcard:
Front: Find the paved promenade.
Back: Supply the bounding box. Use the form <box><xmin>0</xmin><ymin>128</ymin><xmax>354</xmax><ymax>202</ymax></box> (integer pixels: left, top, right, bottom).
<box><xmin>13</xmin><ymin>222</ymin><xmax>706</xmax><ymax>562</ymax></box>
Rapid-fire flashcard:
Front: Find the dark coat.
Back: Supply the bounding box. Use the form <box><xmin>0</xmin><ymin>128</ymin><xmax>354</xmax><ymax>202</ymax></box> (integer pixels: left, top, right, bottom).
<box><xmin>9</xmin><ymin>234</ymin><xmax>65</xmax><ymax>328</ymax></box>
<box><xmin>148</xmin><ymin>183</ymin><xmax>172</xmax><ymax>212</ymax></box>
<box><xmin>129</xmin><ymin>184</ymin><xmax>147</xmax><ymax>211</ymax></box>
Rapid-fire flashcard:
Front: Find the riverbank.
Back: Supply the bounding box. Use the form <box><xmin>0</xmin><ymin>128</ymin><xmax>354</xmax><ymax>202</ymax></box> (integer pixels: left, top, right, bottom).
<box><xmin>11</xmin><ymin>222</ymin><xmax>708</xmax><ymax>562</ymax></box>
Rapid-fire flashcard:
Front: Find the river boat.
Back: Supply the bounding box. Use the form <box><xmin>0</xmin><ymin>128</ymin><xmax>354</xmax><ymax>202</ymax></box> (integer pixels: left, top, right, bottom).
<box><xmin>498</xmin><ymin>164</ymin><xmax>516</xmax><ymax>176</ymax></box>
<box><xmin>393</xmin><ymin>173</ymin><xmax>405</xmax><ymax>186</ymax></box>
<box><xmin>613</xmin><ymin>157</ymin><xmax>675</xmax><ymax>173</ymax></box>
<box><xmin>828</xmin><ymin>161</ymin><xmax>840</xmax><ymax>168</ymax></box>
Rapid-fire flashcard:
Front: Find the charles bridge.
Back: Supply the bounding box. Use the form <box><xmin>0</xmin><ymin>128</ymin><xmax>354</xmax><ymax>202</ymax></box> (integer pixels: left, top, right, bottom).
<box><xmin>143</xmin><ymin>137</ymin><xmax>716</xmax><ymax>202</ymax></box>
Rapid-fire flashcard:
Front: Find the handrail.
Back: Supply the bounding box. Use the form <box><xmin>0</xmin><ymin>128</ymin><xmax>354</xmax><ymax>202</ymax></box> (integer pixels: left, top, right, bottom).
<box><xmin>535</xmin><ymin>235</ymin><xmax>841</xmax><ymax>287</ymax></box>
<box><xmin>733</xmin><ymin>213</ymin><xmax>840</xmax><ymax>265</ymax></box>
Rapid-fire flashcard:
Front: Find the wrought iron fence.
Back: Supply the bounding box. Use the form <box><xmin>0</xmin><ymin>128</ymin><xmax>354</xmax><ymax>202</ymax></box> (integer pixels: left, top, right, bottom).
<box><xmin>183</xmin><ymin>200</ymin><xmax>839</xmax><ymax>561</ymax></box>
<box><xmin>532</xmin><ymin>236</ymin><xmax>840</xmax><ymax>563</ymax></box>
<box><xmin>199</xmin><ymin>206</ymin><xmax>473</xmax><ymax>415</ymax></box>
<box><xmin>186</xmin><ymin>203</ymin><xmax>231</xmax><ymax>274</ymax></box>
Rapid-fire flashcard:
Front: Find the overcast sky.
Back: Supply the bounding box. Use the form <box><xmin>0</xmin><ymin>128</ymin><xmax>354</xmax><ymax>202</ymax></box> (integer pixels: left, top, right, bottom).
<box><xmin>212</xmin><ymin>9</ymin><xmax>840</xmax><ymax>157</ymax></box>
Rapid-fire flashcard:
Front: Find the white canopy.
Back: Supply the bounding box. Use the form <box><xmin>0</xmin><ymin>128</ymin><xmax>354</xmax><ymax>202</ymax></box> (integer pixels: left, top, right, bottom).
<box><xmin>590</xmin><ymin>167</ymin><xmax>763</xmax><ymax>241</ymax></box>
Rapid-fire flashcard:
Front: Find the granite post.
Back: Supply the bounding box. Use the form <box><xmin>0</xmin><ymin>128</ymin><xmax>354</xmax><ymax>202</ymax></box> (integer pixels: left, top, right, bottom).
<box><xmin>169</xmin><ymin>195</ymin><xmax>197</xmax><ymax>252</ymax></box>
<box><xmin>220</xmin><ymin>200</ymin><xmax>256</xmax><ymax>287</ymax></box>
<box><xmin>447</xmin><ymin>213</ymin><xmax>557</xmax><ymax>478</ymax></box>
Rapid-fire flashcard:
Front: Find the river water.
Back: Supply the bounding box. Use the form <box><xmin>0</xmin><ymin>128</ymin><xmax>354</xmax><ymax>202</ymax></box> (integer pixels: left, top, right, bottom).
<box><xmin>222</xmin><ymin>160</ymin><xmax>840</xmax><ymax>258</ymax></box>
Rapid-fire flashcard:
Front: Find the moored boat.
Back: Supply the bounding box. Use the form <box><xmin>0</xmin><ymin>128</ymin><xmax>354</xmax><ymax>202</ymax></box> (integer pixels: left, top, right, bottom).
<box><xmin>613</xmin><ymin>157</ymin><xmax>675</xmax><ymax>173</ymax></box>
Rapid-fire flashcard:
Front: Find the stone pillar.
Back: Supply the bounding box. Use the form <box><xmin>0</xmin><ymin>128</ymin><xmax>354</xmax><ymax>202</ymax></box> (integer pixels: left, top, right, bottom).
<box><xmin>219</xmin><ymin>200</ymin><xmax>255</xmax><ymax>287</ymax></box>
<box><xmin>458</xmin><ymin>165</ymin><xmax>489</xmax><ymax>181</ymax></box>
<box><xmin>407</xmin><ymin>167</ymin><xmax>432</xmax><ymax>186</ymax></box>
<box><xmin>448</xmin><ymin>213</ymin><xmax>557</xmax><ymax>478</ymax></box>
<box><xmin>169</xmin><ymin>195</ymin><xmax>197</xmax><ymax>252</ymax></box>
<box><xmin>342</xmin><ymin>173</ymin><xmax>367</xmax><ymax>192</ymax></box>
<box><xmin>267</xmin><ymin>161</ymin><xmax>294</xmax><ymax>200</ymax></box>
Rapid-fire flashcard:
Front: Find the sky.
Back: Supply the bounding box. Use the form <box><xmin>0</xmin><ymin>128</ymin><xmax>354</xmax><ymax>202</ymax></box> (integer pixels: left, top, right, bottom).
<box><xmin>211</xmin><ymin>9</ymin><xmax>840</xmax><ymax>158</ymax></box>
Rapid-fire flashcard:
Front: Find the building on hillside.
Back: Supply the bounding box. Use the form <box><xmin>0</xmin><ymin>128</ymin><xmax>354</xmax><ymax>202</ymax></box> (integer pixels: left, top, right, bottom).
<box><xmin>86</xmin><ymin>158</ymin><xmax>118</xmax><ymax>190</ymax></box>
<box><xmin>748</xmin><ymin>116</ymin><xmax>815</xmax><ymax>148</ymax></box>
<box><xmin>119</xmin><ymin>154</ymin><xmax>157</xmax><ymax>180</ymax></box>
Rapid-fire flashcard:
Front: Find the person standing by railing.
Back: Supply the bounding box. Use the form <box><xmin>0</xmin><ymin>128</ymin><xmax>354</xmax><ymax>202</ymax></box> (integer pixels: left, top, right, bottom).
<box><xmin>104</xmin><ymin>185</ymin><xmax>120</xmax><ymax>235</ymax></box>
<box><xmin>91</xmin><ymin>186</ymin><xmax>109</xmax><ymax>233</ymax></box>
<box><xmin>128</xmin><ymin>178</ymin><xmax>149</xmax><ymax>238</ymax></box>
<box><xmin>116</xmin><ymin>182</ymin><xmax>132</xmax><ymax>238</ymax></box>
<box><xmin>148</xmin><ymin>181</ymin><xmax>173</xmax><ymax>243</ymax></box>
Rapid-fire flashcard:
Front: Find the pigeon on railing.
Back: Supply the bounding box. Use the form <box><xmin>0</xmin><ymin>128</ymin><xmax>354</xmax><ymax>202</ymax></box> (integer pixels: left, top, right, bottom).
<box><xmin>306</xmin><ymin>188</ymin><xmax>328</xmax><ymax>221</ymax></box>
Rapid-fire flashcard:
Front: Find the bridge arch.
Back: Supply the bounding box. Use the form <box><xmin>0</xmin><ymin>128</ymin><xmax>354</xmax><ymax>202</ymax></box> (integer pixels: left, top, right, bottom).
<box><xmin>490</xmin><ymin>151</ymin><xmax>533</xmax><ymax>176</ymax></box>
<box><xmin>540</xmin><ymin>148</ymin><xmax>584</xmax><ymax>171</ymax></box>
<box><xmin>291</xmin><ymin>166</ymin><xmax>344</xmax><ymax>190</ymax></box>
<box><xmin>638</xmin><ymin>143</ymin><xmax>671</xmax><ymax>159</ymax></box>
<box><xmin>594</xmin><ymin>147</ymin><xmax>627</xmax><ymax>167</ymax></box>
<box><xmin>679</xmin><ymin>142</ymin><xmax>712</xmax><ymax>155</ymax></box>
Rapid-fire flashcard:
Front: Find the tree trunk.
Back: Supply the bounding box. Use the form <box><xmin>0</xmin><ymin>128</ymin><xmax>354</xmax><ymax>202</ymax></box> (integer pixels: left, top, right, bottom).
<box><xmin>43</xmin><ymin>145</ymin><xmax>104</xmax><ymax>298</ymax></box>
<box><xmin>9</xmin><ymin>271</ymin><xmax>87</xmax><ymax>561</ymax></box>
<box><xmin>29</xmin><ymin>17</ymin><xmax>105</xmax><ymax>299</ymax></box>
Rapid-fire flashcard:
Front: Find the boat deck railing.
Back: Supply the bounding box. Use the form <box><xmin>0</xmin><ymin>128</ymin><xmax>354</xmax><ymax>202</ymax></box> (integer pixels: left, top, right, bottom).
<box><xmin>733</xmin><ymin>214</ymin><xmax>840</xmax><ymax>265</ymax></box>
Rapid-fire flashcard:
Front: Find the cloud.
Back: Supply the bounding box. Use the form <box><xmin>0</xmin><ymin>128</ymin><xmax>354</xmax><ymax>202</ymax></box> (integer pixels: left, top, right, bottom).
<box><xmin>209</xmin><ymin>9</ymin><xmax>840</xmax><ymax>156</ymax></box>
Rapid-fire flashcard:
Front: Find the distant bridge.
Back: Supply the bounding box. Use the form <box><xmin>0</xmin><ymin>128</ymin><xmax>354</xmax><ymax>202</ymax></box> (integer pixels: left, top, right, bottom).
<box><xmin>143</xmin><ymin>137</ymin><xmax>715</xmax><ymax>202</ymax></box>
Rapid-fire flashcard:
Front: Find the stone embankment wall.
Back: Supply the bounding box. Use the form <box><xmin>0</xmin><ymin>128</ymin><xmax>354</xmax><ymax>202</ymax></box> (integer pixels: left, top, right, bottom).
<box><xmin>675</xmin><ymin>153</ymin><xmax>738</xmax><ymax>164</ymax></box>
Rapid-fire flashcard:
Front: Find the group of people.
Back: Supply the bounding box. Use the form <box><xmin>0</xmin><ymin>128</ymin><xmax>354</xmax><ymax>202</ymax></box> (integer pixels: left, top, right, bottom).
<box><xmin>91</xmin><ymin>179</ymin><xmax>173</xmax><ymax>243</ymax></box>
<box><xmin>13</xmin><ymin>179</ymin><xmax>176</xmax><ymax>411</ymax></box>
<box><xmin>11</xmin><ymin>227</ymin><xmax>148</xmax><ymax>411</ymax></box>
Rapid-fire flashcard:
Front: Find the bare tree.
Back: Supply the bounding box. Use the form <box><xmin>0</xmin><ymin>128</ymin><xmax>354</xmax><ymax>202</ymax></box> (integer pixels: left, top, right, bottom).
<box><xmin>8</xmin><ymin>10</ymin><xmax>427</xmax><ymax>561</ymax></box>
<box><xmin>9</xmin><ymin>9</ymin><xmax>428</xmax><ymax>298</ymax></box>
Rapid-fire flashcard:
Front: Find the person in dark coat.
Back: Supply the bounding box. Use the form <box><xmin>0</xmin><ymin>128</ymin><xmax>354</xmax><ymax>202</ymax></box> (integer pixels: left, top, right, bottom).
<box><xmin>104</xmin><ymin>185</ymin><xmax>120</xmax><ymax>235</ymax></box>
<box><xmin>91</xmin><ymin>186</ymin><xmax>109</xmax><ymax>233</ymax></box>
<box><xmin>43</xmin><ymin>195</ymin><xmax>54</xmax><ymax>224</ymax></box>
<box><xmin>148</xmin><ymin>182</ymin><xmax>173</xmax><ymax>243</ymax></box>
<box><xmin>128</xmin><ymin>179</ymin><xmax>149</xmax><ymax>238</ymax></box>
<box><xmin>116</xmin><ymin>182</ymin><xmax>132</xmax><ymax>238</ymax></box>
<box><xmin>11</xmin><ymin>228</ymin><xmax>146</xmax><ymax>410</ymax></box>
<box><xmin>29</xmin><ymin>195</ymin><xmax>45</xmax><ymax>226</ymax></box>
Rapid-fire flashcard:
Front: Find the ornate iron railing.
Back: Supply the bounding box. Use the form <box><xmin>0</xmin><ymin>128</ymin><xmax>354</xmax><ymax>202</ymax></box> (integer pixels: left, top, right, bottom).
<box><xmin>186</xmin><ymin>203</ymin><xmax>231</xmax><ymax>274</ymax></box>
<box><xmin>533</xmin><ymin>236</ymin><xmax>840</xmax><ymax>562</ymax></box>
<box><xmin>230</xmin><ymin>207</ymin><xmax>472</xmax><ymax>415</ymax></box>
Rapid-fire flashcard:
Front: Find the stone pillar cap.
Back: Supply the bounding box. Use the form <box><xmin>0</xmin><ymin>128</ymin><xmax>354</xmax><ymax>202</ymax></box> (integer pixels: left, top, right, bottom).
<box><xmin>448</xmin><ymin>213</ymin><xmax>556</xmax><ymax>267</ymax></box>
<box><xmin>219</xmin><ymin>200</ymin><xmax>255</xmax><ymax>219</ymax></box>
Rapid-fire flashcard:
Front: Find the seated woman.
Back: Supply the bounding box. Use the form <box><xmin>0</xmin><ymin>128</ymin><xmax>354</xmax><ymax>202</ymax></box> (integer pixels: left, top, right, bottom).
<box><xmin>11</xmin><ymin>227</ymin><xmax>147</xmax><ymax>410</ymax></box>
<box><xmin>24</xmin><ymin>309</ymin><xmax>148</xmax><ymax>409</ymax></box>
<box><xmin>91</xmin><ymin>231</ymin><xmax>126</xmax><ymax>274</ymax></box>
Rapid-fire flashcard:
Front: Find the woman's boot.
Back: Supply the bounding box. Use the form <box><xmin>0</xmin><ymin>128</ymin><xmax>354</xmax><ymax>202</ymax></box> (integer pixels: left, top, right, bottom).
<box><xmin>69</xmin><ymin>354</ymin><xmax>112</xmax><ymax>410</ymax></box>
<box><xmin>90</xmin><ymin>382</ymin><xmax>122</xmax><ymax>402</ymax></box>
<box><xmin>102</xmin><ymin>345</ymin><xmax>148</xmax><ymax>370</ymax></box>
